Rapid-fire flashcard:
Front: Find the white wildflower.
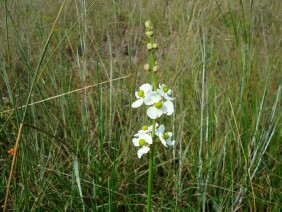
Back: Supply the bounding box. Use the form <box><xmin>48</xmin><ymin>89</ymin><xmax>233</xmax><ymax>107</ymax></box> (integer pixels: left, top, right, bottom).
<box><xmin>132</xmin><ymin>133</ymin><xmax>152</xmax><ymax>158</ymax></box>
<box><xmin>146</xmin><ymin>100</ymin><xmax>174</xmax><ymax>119</ymax></box>
<box><xmin>156</xmin><ymin>124</ymin><xmax>175</xmax><ymax>147</ymax></box>
<box><xmin>157</xmin><ymin>84</ymin><xmax>174</xmax><ymax>101</ymax></box>
<box><xmin>132</xmin><ymin>83</ymin><xmax>153</xmax><ymax>108</ymax></box>
<box><xmin>143</xmin><ymin>91</ymin><xmax>162</xmax><ymax>106</ymax></box>
<box><xmin>134</xmin><ymin>123</ymin><xmax>159</xmax><ymax>137</ymax></box>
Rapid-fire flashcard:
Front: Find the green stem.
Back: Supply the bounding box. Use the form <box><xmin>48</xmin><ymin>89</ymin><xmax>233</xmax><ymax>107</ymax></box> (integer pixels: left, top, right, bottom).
<box><xmin>147</xmin><ymin>37</ymin><xmax>157</xmax><ymax>211</ymax></box>
<box><xmin>147</xmin><ymin>127</ymin><xmax>155</xmax><ymax>212</ymax></box>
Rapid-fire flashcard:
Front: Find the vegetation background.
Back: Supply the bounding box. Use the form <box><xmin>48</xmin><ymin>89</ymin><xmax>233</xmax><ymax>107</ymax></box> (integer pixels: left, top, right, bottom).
<box><xmin>1</xmin><ymin>0</ymin><xmax>281</xmax><ymax>211</ymax></box>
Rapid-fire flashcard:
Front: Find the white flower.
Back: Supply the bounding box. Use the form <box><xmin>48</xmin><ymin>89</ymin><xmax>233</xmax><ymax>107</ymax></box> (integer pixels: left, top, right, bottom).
<box><xmin>157</xmin><ymin>84</ymin><xmax>174</xmax><ymax>101</ymax></box>
<box><xmin>132</xmin><ymin>84</ymin><xmax>152</xmax><ymax>108</ymax></box>
<box><xmin>156</xmin><ymin>124</ymin><xmax>175</xmax><ymax>147</ymax></box>
<box><xmin>144</xmin><ymin>91</ymin><xmax>162</xmax><ymax>106</ymax></box>
<box><xmin>146</xmin><ymin>100</ymin><xmax>174</xmax><ymax>119</ymax></box>
<box><xmin>132</xmin><ymin>133</ymin><xmax>152</xmax><ymax>158</ymax></box>
<box><xmin>134</xmin><ymin>123</ymin><xmax>159</xmax><ymax>137</ymax></box>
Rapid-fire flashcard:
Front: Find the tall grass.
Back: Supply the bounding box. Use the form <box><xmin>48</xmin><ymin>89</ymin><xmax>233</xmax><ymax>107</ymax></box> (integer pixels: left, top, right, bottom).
<box><xmin>1</xmin><ymin>0</ymin><xmax>281</xmax><ymax>211</ymax></box>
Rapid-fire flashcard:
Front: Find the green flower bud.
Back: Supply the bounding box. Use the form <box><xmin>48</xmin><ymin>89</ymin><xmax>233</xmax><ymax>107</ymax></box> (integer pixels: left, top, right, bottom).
<box><xmin>145</xmin><ymin>31</ymin><xmax>154</xmax><ymax>37</ymax></box>
<box><xmin>154</xmin><ymin>102</ymin><xmax>162</xmax><ymax>109</ymax></box>
<box><xmin>138</xmin><ymin>90</ymin><xmax>144</xmax><ymax>97</ymax></box>
<box><xmin>155</xmin><ymin>61</ymin><xmax>158</xmax><ymax>66</ymax></box>
<box><xmin>139</xmin><ymin>139</ymin><xmax>145</xmax><ymax>146</ymax></box>
<box><xmin>142</xmin><ymin>125</ymin><xmax>149</xmax><ymax>130</ymax></box>
<box><xmin>163</xmin><ymin>133</ymin><xmax>169</xmax><ymax>140</ymax></box>
<box><xmin>153</xmin><ymin>66</ymin><xmax>159</xmax><ymax>72</ymax></box>
<box><xmin>144</xmin><ymin>64</ymin><xmax>150</xmax><ymax>71</ymax></box>
<box><xmin>145</xmin><ymin>20</ymin><xmax>152</xmax><ymax>29</ymax></box>
<box><xmin>153</xmin><ymin>43</ymin><xmax>158</xmax><ymax>49</ymax></box>
<box><xmin>147</xmin><ymin>43</ymin><xmax>153</xmax><ymax>50</ymax></box>
<box><xmin>163</xmin><ymin>86</ymin><xmax>169</xmax><ymax>93</ymax></box>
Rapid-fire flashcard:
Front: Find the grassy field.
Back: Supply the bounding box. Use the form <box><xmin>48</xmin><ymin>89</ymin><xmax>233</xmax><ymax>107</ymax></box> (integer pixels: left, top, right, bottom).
<box><xmin>1</xmin><ymin>0</ymin><xmax>282</xmax><ymax>211</ymax></box>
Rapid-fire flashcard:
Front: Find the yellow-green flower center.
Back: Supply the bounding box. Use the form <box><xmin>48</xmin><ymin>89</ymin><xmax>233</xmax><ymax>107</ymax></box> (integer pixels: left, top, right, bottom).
<box><xmin>163</xmin><ymin>86</ymin><xmax>169</xmax><ymax>93</ymax></box>
<box><xmin>139</xmin><ymin>139</ymin><xmax>145</xmax><ymax>146</ymax></box>
<box><xmin>142</xmin><ymin>125</ymin><xmax>149</xmax><ymax>130</ymax></box>
<box><xmin>138</xmin><ymin>90</ymin><xmax>144</xmax><ymax>98</ymax></box>
<box><xmin>163</xmin><ymin>133</ymin><xmax>169</xmax><ymax>140</ymax></box>
<box><xmin>154</xmin><ymin>102</ymin><xmax>162</xmax><ymax>109</ymax></box>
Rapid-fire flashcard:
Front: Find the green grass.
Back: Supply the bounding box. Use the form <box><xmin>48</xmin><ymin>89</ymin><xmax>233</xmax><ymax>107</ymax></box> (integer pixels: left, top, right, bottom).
<box><xmin>1</xmin><ymin>0</ymin><xmax>282</xmax><ymax>211</ymax></box>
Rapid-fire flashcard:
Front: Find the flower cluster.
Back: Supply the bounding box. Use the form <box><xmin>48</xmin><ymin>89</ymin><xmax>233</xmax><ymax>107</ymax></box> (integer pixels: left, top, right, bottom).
<box><xmin>132</xmin><ymin>124</ymin><xmax>175</xmax><ymax>158</ymax></box>
<box><xmin>131</xmin><ymin>20</ymin><xmax>175</xmax><ymax>158</ymax></box>
<box><xmin>132</xmin><ymin>83</ymin><xmax>174</xmax><ymax>119</ymax></box>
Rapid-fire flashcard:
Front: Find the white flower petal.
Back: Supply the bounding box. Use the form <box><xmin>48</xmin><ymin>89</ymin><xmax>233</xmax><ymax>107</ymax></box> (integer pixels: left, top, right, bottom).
<box><xmin>137</xmin><ymin>146</ymin><xmax>150</xmax><ymax>158</ymax></box>
<box><xmin>134</xmin><ymin>130</ymin><xmax>146</xmax><ymax>137</ymax></box>
<box><xmin>166</xmin><ymin>89</ymin><xmax>172</xmax><ymax>95</ymax></box>
<box><xmin>132</xmin><ymin>98</ymin><xmax>144</xmax><ymax>108</ymax></box>
<box><xmin>157</xmin><ymin>89</ymin><xmax>164</xmax><ymax>96</ymax></box>
<box><xmin>147</xmin><ymin>106</ymin><xmax>157</xmax><ymax>119</ymax></box>
<box><xmin>163</xmin><ymin>101</ymin><xmax>174</xmax><ymax>115</ymax></box>
<box><xmin>166</xmin><ymin>140</ymin><xmax>175</xmax><ymax>146</ymax></box>
<box><xmin>144</xmin><ymin>92</ymin><xmax>154</xmax><ymax>105</ymax></box>
<box><xmin>160</xmin><ymin>103</ymin><xmax>168</xmax><ymax>114</ymax></box>
<box><xmin>135</xmin><ymin>91</ymin><xmax>140</xmax><ymax>99</ymax></box>
<box><xmin>158</xmin><ymin>125</ymin><xmax>165</xmax><ymax>134</ymax></box>
<box><xmin>144</xmin><ymin>92</ymin><xmax>161</xmax><ymax>105</ymax></box>
<box><xmin>166</xmin><ymin>132</ymin><xmax>175</xmax><ymax>146</ymax></box>
<box><xmin>164</xmin><ymin>93</ymin><xmax>174</xmax><ymax>101</ymax></box>
<box><xmin>140</xmin><ymin>83</ymin><xmax>152</xmax><ymax>93</ymax></box>
<box><xmin>156</xmin><ymin>109</ymin><xmax>163</xmax><ymax>118</ymax></box>
<box><xmin>152</xmin><ymin>94</ymin><xmax>162</xmax><ymax>103</ymax></box>
<box><xmin>132</xmin><ymin>138</ymin><xmax>139</xmax><ymax>147</ymax></box>
<box><xmin>147</xmin><ymin>106</ymin><xmax>162</xmax><ymax>119</ymax></box>
<box><xmin>140</xmin><ymin>134</ymin><xmax>153</xmax><ymax>144</ymax></box>
<box><xmin>159</xmin><ymin>135</ymin><xmax>168</xmax><ymax>147</ymax></box>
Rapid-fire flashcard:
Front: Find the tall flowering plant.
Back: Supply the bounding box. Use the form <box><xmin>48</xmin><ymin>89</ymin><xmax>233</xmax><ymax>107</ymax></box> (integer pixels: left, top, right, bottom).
<box><xmin>132</xmin><ymin>20</ymin><xmax>175</xmax><ymax>211</ymax></box>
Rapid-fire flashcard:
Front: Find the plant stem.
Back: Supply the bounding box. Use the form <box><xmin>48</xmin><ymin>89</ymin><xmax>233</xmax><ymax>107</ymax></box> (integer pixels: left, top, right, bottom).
<box><xmin>147</xmin><ymin>132</ymin><xmax>155</xmax><ymax>212</ymax></box>
<box><xmin>147</xmin><ymin>37</ymin><xmax>157</xmax><ymax>211</ymax></box>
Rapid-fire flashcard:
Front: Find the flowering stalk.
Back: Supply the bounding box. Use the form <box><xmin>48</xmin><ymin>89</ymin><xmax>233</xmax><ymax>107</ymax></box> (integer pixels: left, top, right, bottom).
<box><xmin>131</xmin><ymin>20</ymin><xmax>175</xmax><ymax>211</ymax></box>
<box><xmin>147</xmin><ymin>22</ymin><xmax>157</xmax><ymax>212</ymax></box>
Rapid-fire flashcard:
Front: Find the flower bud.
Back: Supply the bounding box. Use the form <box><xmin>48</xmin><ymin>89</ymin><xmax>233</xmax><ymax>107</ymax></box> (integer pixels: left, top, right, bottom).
<box><xmin>153</xmin><ymin>66</ymin><xmax>159</xmax><ymax>72</ymax></box>
<box><xmin>145</xmin><ymin>20</ymin><xmax>153</xmax><ymax>29</ymax></box>
<box><xmin>144</xmin><ymin>64</ymin><xmax>150</xmax><ymax>71</ymax></box>
<box><xmin>147</xmin><ymin>43</ymin><xmax>153</xmax><ymax>50</ymax></box>
<box><xmin>153</xmin><ymin>43</ymin><xmax>158</xmax><ymax>49</ymax></box>
<box><xmin>145</xmin><ymin>31</ymin><xmax>154</xmax><ymax>37</ymax></box>
<box><xmin>139</xmin><ymin>139</ymin><xmax>145</xmax><ymax>146</ymax></box>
